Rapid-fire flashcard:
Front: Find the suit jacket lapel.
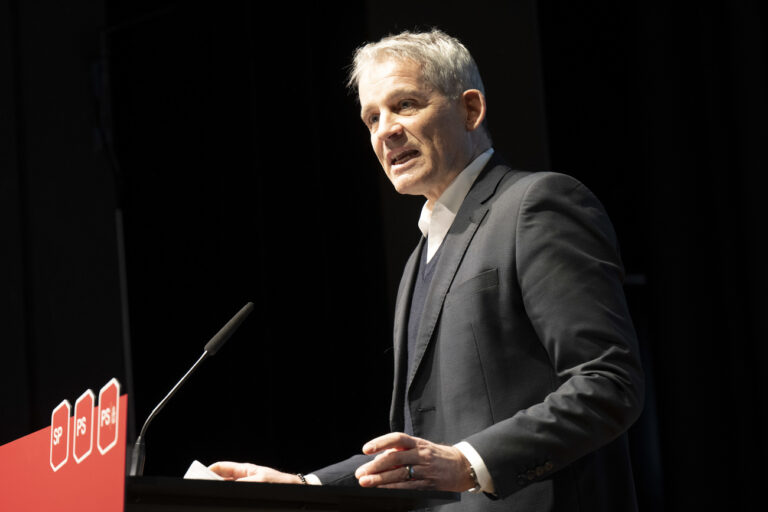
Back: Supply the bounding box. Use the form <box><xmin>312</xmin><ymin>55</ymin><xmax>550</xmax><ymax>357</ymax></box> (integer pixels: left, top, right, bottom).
<box><xmin>405</xmin><ymin>159</ymin><xmax>512</xmax><ymax>395</ymax></box>
<box><xmin>390</xmin><ymin>236</ymin><xmax>424</xmax><ymax>429</ymax></box>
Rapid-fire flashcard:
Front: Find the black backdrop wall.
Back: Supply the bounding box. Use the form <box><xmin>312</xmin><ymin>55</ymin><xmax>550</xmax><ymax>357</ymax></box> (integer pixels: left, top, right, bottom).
<box><xmin>1</xmin><ymin>1</ymin><xmax>765</xmax><ymax>510</ymax></box>
<box><xmin>537</xmin><ymin>3</ymin><xmax>767</xmax><ymax>509</ymax></box>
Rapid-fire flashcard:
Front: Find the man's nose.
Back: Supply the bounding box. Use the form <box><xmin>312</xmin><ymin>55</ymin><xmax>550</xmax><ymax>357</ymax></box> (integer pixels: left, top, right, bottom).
<box><xmin>375</xmin><ymin>113</ymin><xmax>403</xmax><ymax>141</ymax></box>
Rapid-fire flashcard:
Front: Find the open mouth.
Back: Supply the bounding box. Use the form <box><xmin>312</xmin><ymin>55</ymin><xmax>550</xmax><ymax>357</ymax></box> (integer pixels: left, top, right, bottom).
<box><xmin>391</xmin><ymin>150</ymin><xmax>419</xmax><ymax>166</ymax></box>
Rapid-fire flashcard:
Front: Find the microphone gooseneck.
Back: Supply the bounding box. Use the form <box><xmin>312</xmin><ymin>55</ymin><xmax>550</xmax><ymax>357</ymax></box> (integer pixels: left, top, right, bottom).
<box><xmin>128</xmin><ymin>302</ymin><xmax>255</xmax><ymax>477</ymax></box>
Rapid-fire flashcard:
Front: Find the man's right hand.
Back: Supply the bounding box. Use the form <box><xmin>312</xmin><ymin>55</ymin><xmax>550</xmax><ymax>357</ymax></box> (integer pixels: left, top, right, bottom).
<box><xmin>208</xmin><ymin>461</ymin><xmax>302</xmax><ymax>484</ymax></box>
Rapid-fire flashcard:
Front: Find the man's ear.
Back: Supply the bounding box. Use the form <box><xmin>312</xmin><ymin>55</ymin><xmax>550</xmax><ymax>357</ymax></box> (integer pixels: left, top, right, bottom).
<box><xmin>461</xmin><ymin>89</ymin><xmax>487</xmax><ymax>132</ymax></box>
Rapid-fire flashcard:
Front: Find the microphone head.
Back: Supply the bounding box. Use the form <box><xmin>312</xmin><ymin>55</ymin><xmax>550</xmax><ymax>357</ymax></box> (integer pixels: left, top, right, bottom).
<box><xmin>204</xmin><ymin>302</ymin><xmax>254</xmax><ymax>355</ymax></box>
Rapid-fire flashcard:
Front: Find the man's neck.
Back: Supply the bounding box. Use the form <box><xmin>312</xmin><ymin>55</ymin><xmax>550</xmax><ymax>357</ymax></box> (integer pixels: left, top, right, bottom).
<box><xmin>424</xmin><ymin>142</ymin><xmax>493</xmax><ymax>210</ymax></box>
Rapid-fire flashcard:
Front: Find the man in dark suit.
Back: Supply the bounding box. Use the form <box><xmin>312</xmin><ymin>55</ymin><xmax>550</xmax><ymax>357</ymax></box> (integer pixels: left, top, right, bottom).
<box><xmin>211</xmin><ymin>29</ymin><xmax>644</xmax><ymax>511</ymax></box>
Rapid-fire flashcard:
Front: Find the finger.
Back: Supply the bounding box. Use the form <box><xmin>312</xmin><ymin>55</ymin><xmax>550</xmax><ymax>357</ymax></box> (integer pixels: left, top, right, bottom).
<box><xmin>372</xmin><ymin>447</ymin><xmax>413</xmax><ymax>467</ymax></box>
<box><xmin>362</xmin><ymin>432</ymin><xmax>418</xmax><ymax>455</ymax></box>
<box><xmin>355</xmin><ymin>448</ymin><xmax>419</xmax><ymax>479</ymax></box>
<box><xmin>358</xmin><ymin>465</ymin><xmax>412</xmax><ymax>487</ymax></box>
<box><xmin>208</xmin><ymin>461</ymin><xmax>246</xmax><ymax>480</ymax></box>
<box><xmin>236</xmin><ymin>469</ymin><xmax>301</xmax><ymax>484</ymax></box>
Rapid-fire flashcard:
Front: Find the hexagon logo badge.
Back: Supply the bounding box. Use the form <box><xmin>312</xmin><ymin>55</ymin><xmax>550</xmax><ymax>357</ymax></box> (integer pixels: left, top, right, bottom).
<box><xmin>97</xmin><ymin>378</ymin><xmax>121</xmax><ymax>455</ymax></box>
<box><xmin>73</xmin><ymin>389</ymin><xmax>95</xmax><ymax>463</ymax></box>
<box><xmin>50</xmin><ymin>399</ymin><xmax>71</xmax><ymax>472</ymax></box>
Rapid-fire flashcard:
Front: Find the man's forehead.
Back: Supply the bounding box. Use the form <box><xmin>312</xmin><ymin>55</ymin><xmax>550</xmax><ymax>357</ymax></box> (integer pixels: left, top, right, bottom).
<box><xmin>357</xmin><ymin>58</ymin><xmax>430</xmax><ymax>104</ymax></box>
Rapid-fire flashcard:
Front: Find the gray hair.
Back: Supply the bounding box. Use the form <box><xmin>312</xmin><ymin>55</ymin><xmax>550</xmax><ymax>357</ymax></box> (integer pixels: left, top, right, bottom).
<box><xmin>348</xmin><ymin>29</ymin><xmax>486</xmax><ymax>100</ymax></box>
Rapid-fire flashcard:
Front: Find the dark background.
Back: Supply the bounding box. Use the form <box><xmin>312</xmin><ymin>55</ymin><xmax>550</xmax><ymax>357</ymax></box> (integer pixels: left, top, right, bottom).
<box><xmin>1</xmin><ymin>1</ymin><xmax>765</xmax><ymax>510</ymax></box>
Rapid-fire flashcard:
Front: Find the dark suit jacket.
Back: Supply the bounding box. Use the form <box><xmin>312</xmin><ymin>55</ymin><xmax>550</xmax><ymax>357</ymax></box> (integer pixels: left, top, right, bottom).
<box><xmin>315</xmin><ymin>156</ymin><xmax>644</xmax><ymax>511</ymax></box>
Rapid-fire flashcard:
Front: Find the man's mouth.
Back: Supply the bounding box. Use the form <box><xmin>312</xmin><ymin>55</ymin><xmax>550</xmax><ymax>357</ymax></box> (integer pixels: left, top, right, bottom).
<box><xmin>390</xmin><ymin>150</ymin><xmax>419</xmax><ymax>166</ymax></box>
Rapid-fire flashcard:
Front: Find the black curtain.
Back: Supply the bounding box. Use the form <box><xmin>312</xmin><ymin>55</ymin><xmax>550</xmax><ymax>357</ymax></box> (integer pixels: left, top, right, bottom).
<box><xmin>0</xmin><ymin>0</ymin><xmax>126</xmax><ymax>445</ymax></box>
<box><xmin>105</xmin><ymin>1</ymin><xmax>393</xmax><ymax>476</ymax></box>
<box><xmin>538</xmin><ymin>1</ymin><xmax>767</xmax><ymax>509</ymax></box>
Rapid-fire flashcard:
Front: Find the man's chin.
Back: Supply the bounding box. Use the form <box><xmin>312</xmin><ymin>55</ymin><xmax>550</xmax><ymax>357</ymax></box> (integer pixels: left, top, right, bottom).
<box><xmin>390</xmin><ymin>180</ymin><xmax>423</xmax><ymax>197</ymax></box>
<box><xmin>386</xmin><ymin>170</ymin><xmax>420</xmax><ymax>195</ymax></box>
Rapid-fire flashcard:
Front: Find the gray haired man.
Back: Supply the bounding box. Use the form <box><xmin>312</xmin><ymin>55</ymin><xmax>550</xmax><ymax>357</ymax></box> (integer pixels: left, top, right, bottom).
<box><xmin>212</xmin><ymin>29</ymin><xmax>644</xmax><ymax>512</ymax></box>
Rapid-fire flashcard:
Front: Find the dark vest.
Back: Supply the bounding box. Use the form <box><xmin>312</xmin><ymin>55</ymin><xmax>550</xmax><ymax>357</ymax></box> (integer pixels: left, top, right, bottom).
<box><xmin>404</xmin><ymin>238</ymin><xmax>443</xmax><ymax>435</ymax></box>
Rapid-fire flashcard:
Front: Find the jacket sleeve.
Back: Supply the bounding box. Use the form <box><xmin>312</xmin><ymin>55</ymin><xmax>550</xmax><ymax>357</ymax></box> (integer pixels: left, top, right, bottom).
<box><xmin>463</xmin><ymin>173</ymin><xmax>645</xmax><ymax>498</ymax></box>
<box><xmin>310</xmin><ymin>453</ymin><xmax>373</xmax><ymax>486</ymax></box>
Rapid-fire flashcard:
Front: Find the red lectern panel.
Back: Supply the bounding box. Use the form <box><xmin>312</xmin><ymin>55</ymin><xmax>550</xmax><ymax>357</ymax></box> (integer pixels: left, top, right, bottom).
<box><xmin>0</xmin><ymin>382</ymin><xmax>127</xmax><ymax>512</ymax></box>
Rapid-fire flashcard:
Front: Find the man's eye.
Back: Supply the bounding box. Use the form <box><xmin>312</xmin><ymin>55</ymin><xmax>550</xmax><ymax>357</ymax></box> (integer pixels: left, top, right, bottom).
<box><xmin>399</xmin><ymin>100</ymin><xmax>414</xmax><ymax>109</ymax></box>
<box><xmin>368</xmin><ymin>114</ymin><xmax>379</xmax><ymax>126</ymax></box>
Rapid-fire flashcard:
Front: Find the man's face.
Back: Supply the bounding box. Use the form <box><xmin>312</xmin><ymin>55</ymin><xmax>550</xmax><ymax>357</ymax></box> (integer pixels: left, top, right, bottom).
<box><xmin>358</xmin><ymin>59</ymin><xmax>474</xmax><ymax>205</ymax></box>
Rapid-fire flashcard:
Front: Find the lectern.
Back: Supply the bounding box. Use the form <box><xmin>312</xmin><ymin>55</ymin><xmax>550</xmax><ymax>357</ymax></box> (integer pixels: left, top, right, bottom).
<box><xmin>126</xmin><ymin>476</ymin><xmax>460</xmax><ymax>511</ymax></box>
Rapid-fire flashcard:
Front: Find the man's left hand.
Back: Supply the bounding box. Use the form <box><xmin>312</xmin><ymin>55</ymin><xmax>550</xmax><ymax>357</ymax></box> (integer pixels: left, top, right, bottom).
<box><xmin>354</xmin><ymin>432</ymin><xmax>474</xmax><ymax>492</ymax></box>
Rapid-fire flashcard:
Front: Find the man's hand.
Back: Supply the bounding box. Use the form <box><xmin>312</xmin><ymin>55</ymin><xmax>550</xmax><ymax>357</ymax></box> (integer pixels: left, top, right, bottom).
<box><xmin>354</xmin><ymin>433</ymin><xmax>474</xmax><ymax>492</ymax></box>
<box><xmin>208</xmin><ymin>461</ymin><xmax>302</xmax><ymax>484</ymax></box>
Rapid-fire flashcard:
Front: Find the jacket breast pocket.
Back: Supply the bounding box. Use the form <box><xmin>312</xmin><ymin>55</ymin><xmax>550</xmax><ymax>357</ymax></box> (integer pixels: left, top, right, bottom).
<box><xmin>447</xmin><ymin>268</ymin><xmax>499</xmax><ymax>302</ymax></box>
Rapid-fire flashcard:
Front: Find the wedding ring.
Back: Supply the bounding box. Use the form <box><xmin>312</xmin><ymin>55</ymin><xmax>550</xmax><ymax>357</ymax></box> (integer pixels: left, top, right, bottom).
<box><xmin>406</xmin><ymin>464</ymin><xmax>415</xmax><ymax>481</ymax></box>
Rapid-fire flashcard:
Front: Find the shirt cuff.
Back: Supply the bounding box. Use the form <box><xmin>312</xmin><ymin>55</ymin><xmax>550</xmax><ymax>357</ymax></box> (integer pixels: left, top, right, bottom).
<box><xmin>454</xmin><ymin>441</ymin><xmax>495</xmax><ymax>494</ymax></box>
<box><xmin>304</xmin><ymin>473</ymin><xmax>322</xmax><ymax>485</ymax></box>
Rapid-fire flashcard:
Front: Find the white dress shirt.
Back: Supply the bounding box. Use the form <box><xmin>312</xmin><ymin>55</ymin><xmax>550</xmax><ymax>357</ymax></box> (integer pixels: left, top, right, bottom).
<box><xmin>418</xmin><ymin>148</ymin><xmax>494</xmax><ymax>262</ymax></box>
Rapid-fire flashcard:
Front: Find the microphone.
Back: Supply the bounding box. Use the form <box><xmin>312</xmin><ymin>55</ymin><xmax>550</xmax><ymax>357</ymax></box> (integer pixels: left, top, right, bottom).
<box><xmin>128</xmin><ymin>302</ymin><xmax>255</xmax><ymax>476</ymax></box>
